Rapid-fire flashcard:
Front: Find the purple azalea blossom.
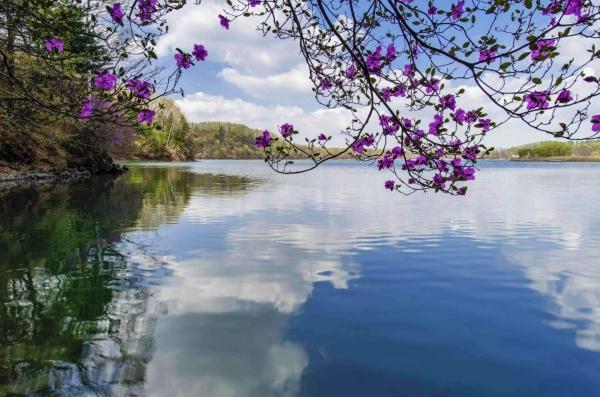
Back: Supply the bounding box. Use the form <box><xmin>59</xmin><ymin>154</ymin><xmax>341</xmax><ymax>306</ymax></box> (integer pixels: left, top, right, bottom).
<box><xmin>280</xmin><ymin>123</ymin><xmax>294</xmax><ymax>138</ymax></box>
<box><xmin>451</xmin><ymin>1</ymin><xmax>465</xmax><ymax>21</ymax></box>
<box><xmin>565</xmin><ymin>0</ymin><xmax>583</xmax><ymax>18</ymax></box>
<box><xmin>319</xmin><ymin>78</ymin><xmax>333</xmax><ymax>91</ymax></box>
<box><xmin>454</xmin><ymin>108</ymin><xmax>467</xmax><ymax>125</ymax></box>
<box><xmin>249</xmin><ymin>0</ymin><xmax>262</xmax><ymax>6</ymax></box>
<box><xmin>524</xmin><ymin>91</ymin><xmax>550</xmax><ymax>110</ymax></box>
<box><xmin>385</xmin><ymin>43</ymin><xmax>397</xmax><ymax>62</ymax></box>
<box><xmin>365</xmin><ymin>46</ymin><xmax>383</xmax><ymax>74</ymax></box>
<box><xmin>93</xmin><ymin>71</ymin><xmax>117</xmax><ymax>90</ymax></box>
<box><xmin>451</xmin><ymin>157</ymin><xmax>462</xmax><ymax>168</ymax></box>
<box><xmin>391</xmin><ymin>146</ymin><xmax>404</xmax><ymax>158</ymax></box>
<box><xmin>466</xmin><ymin>111</ymin><xmax>478</xmax><ymax>124</ymax></box>
<box><xmin>424</xmin><ymin>78</ymin><xmax>440</xmax><ymax>94</ymax></box>
<box><xmin>428</xmin><ymin>5</ymin><xmax>437</xmax><ymax>15</ymax></box>
<box><xmin>352</xmin><ymin>134</ymin><xmax>375</xmax><ymax>153</ymax></box>
<box><xmin>403</xmin><ymin>64</ymin><xmax>415</xmax><ymax>78</ymax></box>
<box><xmin>592</xmin><ymin>115</ymin><xmax>600</xmax><ymax>132</ymax></box>
<box><xmin>416</xmin><ymin>155</ymin><xmax>428</xmax><ymax>166</ymax></box>
<box><xmin>138</xmin><ymin>0</ymin><xmax>157</xmax><ymax>23</ymax></box>
<box><xmin>137</xmin><ymin>109</ymin><xmax>156</xmax><ymax>125</ymax></box>
<box><xmin>80</xmin><ymin>101</ymin><xmax>93</xmax><ymax>119</ymax></box>
<box><xmin>175</xmin><ymin>53</ymin><xmax>193</xmax><ymax>69</ymax></box>
<box><xmin>556</xmin><ymin>89</ymin><xmax>573</xmax><ymax>103</ymax></box>
<box><xmin>255</xmin><ymin>130</ymin><xmax>271</xmax><ymax>148</ymax></box>
<box><xmin>428</xmin><ymin>114</ymin><xmax>444</xmax><ymax>135</ymax></box>
<box><xmin>463</xmin><ymin>145</ymin><xmax>479</xmax><ymax>161</ymax></box>
<box><xmin>531</xmin><ymin>39</ymin><xmax>555</xmax><ymax>61</ymax></box>
<box><xmin>346</xmin><ymin>64</ymin><xmax>356</xmax><ymax>78</ymax></box>
<box><xmin>433</xmin><ymin>173</ymin><xmax>446</xmax><ymax>189</ymax></box>
<box><xmin>108</xmin><ymin>3</ymin><xmax>124</xmax><ymax>24</ymax></box>
<box><xmin>219</xmin><ymin>14</ymin><xmax>230</xmax><ymax>29</ymax></box>
<box><xmin>126</xmin><ymin>79</ymin><xmax>153</xmax><ymax>99</ymax></box>
<box><xmin>318</xmin><ymin>133</ymin><xmax>327</xmax><ymax>141</ymax></box>
<box><xmin>384</xmin><ymin>180</ymin><xmax>395</xmax><ymax>191</ymax></box>
<box><xmin>377</xmin><ymin>155</ymin><xmax>394</xmax><ymax>170</ymax></box>
<box><xmin>192</xmin><ymin>44</ymin><xmax>208</xmax><ymax>61</ymax></box>
<box><xmin>44</xmin><ymin>37</ymin><xmax>64</xmax><ymax>53</ymax></box>
<box><xmin>479</xmin><ymin>49</ymin><xmax>497</xmax><ymax>64</ymax></box>
<box><xmin>477</xmin><ymin>118</ymin><xmax>492</xmax><ymax>132</ymax></box>
<box><xmin>440</xmin><ymin>94</ymin><xmax>456</xmax><ymax>111</ymax></box>
<box><xmin>379</xmin><ymin>115</ymin><xmax>399</xmax><ymax>135</ymax></box>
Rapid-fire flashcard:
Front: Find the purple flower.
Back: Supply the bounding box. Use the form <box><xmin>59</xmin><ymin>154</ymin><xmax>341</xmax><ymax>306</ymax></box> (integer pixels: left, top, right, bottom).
<box><xmin>44</xmin><ymin>37</ymin><xmax>64</xmax><ymax>53</ymax></box>
<box><xmin>463</xmin><ymin>145</ymin><xmax>479</xmax><ymax>161</ymax></box>
<box><xmin>318</xmin><ymin>133</ymin><xmax>327</xmax><ymax>141</ymax></box>
<box><xmin>365</xmin><ymin>45</ymin><xmax>383</xmax><ymax>74</ymax></box>
<box><xmin>591</xmin><ymin>115</ymin><xmax>600</xmax><ymax>132</ymax></box>
<box><xmin>391</xmin><ymin>146</ymin><xmax>404</xmax><ymax>158</ymax></box>
<box><xmin>524</xmin><ymin>91</ymin><xmax>550</xmax><ymax>110</ymax></box>
<box><xmin>428</xmin><ymin>114</ymin><xmax>443</xmax><ymax>135</ymax></box>
<box><xmin>451</xmin><ymin>157</ymin><xmax>462</xmax><ymax>168</ymax></box>
<box><xmin>93</xmin><ymin>71</ymin><xmax>117</xmax><ymax>90</ymax></box>
<box><xmin>126</xmin><ymin>79</ymin><xmax>153</xmax><ymax>99</ymax></box>
<box><xmin>565</xmin><ymin>0</ymin><xmax>583</xmax><ymax>18</ymax></box>
<box><xmin>556</xmin><ymin>89</ymin><xmax>573</xmax><ymax>103</ymax></box>
<box><xmin>80</xmin><ymin>101</ymin><xmax>93</xmax><ymax>119</ymax></box>
<box><xmin>531</xmin><ymin>39</ymin><xmax>555</xmax><ymax>62</ymax></box>
<box><xmin>451</xmin><ymin>0</ymin><xmax>465</xmax><ymax>21</ymax></box>
<box><xmin>479</xmin><ymin>49</ymin><xmax>497</xmax><ymax>64</ymax></box>
<box><xmin>416</xmin><ymin>155</ymin><xmax>428</xmax><ymax>166</ymax></box>
<box><xmin>440</xmin><ymin>94</ymin><xmax>456</xmax><ymax>111</ymax></box>
<box><xmin>175</xmin><ymin>53</ymin><xmax>193</xmax><ymax>69</ymax></box>
<box><xmin>255</xmin><ymin>130</ymin><xmax>272</xmax><ymax>148</ymax></box>
<box><xmin>280</xmin><ymin>123</ymin><xmax>294</xmax><ymax>138</ymax></box>
<box><xmin>384</xmin><ymin>180</ymin><xmax>395</xmax><ymax>191</ymax></box>
<box><xmin>346</xmin><ymin>64</ymin><xmax>356</xmax><ymax>78</ymax></box>
<box><xmin>352</xmin><ymin>134</ymin><xmax>375</xmax><ymax>153</ymax></box>
<box><xmin>433</xmin><ymin>173</ymin><xmax>446</xmax><ymax>189</ymax></box>
<box><xmin>219</xmin><ymin>14</ymin><xmax>230</xmax><ymax>29</ymax></box>
<box><xmin>403</xmin><ymin>64</ymin><xmax>415</xmax><ymax>78</ymax></box>
<box><xmin>138</xmin><ymin>0</ymin><xmax>157</xmax><ymax>23</ymax></box>
<box><xmin>249</xmin><ymin>0</ymin><xmax>262</xmax><ymax>6</ymax></box>
<box><xmin>377</xmin><ymin>155</ymin><xmax>394</xmax><ymax>170</ymax></box>
<box><xmin>379</xmin><ymin>114</ymin><xmax>400</xmax><ymax>135</ymax></box>
<box><xmin>466</xmin><ymin>111</ymin><xmax>478</xmax><ymax>124</ymax></box>
<box><xmin>428</xmin><ymin>5</ymin><xmax>437</xmax><ymax>15</ymax></box>
<box><xmin>477</xmin><ymin>118</ymin><xmax>492</xmax><ymax>132</ymax></box>
<box><xmin>108</xmin><ymin>3</ymin><xmax>124</xmax><ymax>24</ymax></box>
<box><xmin>424</xmin><ymin>78</ymin><xmax>439</xmax><ymax>94</ymax></box>
<box><xmin>319</xmin><ymin>78</ymin><xmax>333</xmax><ymax>91</ymax></box>
<box><xmin>454</xmin><ymin>108</ymin><xmax>467</xmax><ymax>125</ymax></box>
<box><xmin>192</xmin><ymin>44</ymin><xmax>208</xmax><ymax>61</ymax></box>
<box><xmin>385</xmin><ymin>43</ymin><xmax>397</xmax><ymax>62</ymax></box>
<box><xmin>137</xmin><ymin>109</ymin><xmax>156</xmax><ymax>125</ymax></box>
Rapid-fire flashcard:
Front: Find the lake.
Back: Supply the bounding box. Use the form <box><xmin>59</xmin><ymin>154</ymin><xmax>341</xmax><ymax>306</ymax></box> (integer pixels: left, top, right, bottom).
<box><xmin>1</xmin><ymin>160</ymin><xmax>600</xmax><ymax>396</ymax></box>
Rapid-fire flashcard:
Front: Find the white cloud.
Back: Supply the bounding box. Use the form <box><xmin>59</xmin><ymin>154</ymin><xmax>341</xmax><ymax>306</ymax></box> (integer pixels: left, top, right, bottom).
<box><xmin>156</xmin><ymin>1</ymin><xmax>303</xmax><ymax>75</ymax></box>
<box><xmin>218</xmin><ymin>65</ymin><xmax>312</xmax><ymax>99</ymax></box>
<box><xmin>175</xmin><ymin>91</ymin><xmax>353</xmax><ymax>142</ymax></box>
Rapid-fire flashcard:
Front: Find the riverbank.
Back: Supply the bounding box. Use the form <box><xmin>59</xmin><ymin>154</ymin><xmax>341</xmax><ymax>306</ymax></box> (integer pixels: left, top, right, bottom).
<box><xmin>509</xmin><ymin>156</ymin><xmax>600</xmax><ymax>162</ymax></box>
<box><xmin>0</xmin><ymin>161</ymin><xmax>128</xmax><ymax>184</ymax></box>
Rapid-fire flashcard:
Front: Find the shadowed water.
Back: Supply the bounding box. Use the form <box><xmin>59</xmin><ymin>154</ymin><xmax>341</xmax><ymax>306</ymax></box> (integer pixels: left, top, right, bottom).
<box><xmin>1</xmin><ymin>160</ymin><xmax>600</xmax><ymax>396</ymax></box>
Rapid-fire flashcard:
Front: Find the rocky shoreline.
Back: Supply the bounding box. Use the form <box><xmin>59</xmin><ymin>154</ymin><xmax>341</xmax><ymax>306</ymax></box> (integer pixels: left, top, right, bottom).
<box><xmin>0</xmin><ymin>163</ymin><xmax>128</xmax><ymax>184</ymax></box>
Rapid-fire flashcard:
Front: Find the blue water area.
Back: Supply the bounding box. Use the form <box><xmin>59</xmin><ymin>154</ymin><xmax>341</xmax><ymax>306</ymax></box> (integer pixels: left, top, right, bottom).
<box><xmin>1</xmin><ymin>160</ymin><xmax>599</xmax><ymax>396</ymax></box>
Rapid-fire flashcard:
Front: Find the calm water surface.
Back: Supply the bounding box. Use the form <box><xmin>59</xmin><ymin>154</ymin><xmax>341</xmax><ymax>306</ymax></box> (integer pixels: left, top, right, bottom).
<box><xmin>1</xmin><ymin>160</ymin><xmax>600</xmax><ymax>396</ymax></box>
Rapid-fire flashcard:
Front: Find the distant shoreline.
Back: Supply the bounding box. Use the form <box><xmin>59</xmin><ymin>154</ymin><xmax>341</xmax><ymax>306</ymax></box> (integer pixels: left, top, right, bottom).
<box><xmin>506</xmin><ymin>156</ymin><xmax>600</xmax><ymax>162</ymax></box>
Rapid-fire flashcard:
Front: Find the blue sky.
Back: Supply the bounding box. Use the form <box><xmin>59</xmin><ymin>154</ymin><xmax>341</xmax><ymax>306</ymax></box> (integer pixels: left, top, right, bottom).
<box><xmin>153</xmin><ymin>0</ymin><xmax>586</xmax><ymax>149</ymax></box>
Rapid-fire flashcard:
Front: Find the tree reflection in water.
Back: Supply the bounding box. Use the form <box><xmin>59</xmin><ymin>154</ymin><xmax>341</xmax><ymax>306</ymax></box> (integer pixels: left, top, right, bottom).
<box><xmin>0</xmin><ymin>167</ymin><xmax>254</xmax><ymax>395</ymax></box>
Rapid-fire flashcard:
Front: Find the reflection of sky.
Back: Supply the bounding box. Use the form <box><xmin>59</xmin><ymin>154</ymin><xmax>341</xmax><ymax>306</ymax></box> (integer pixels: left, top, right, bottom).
<box><xmin>125</xmin><ymin>160</ymin><xmax>600</xmax><ymax>395</ymax></box>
